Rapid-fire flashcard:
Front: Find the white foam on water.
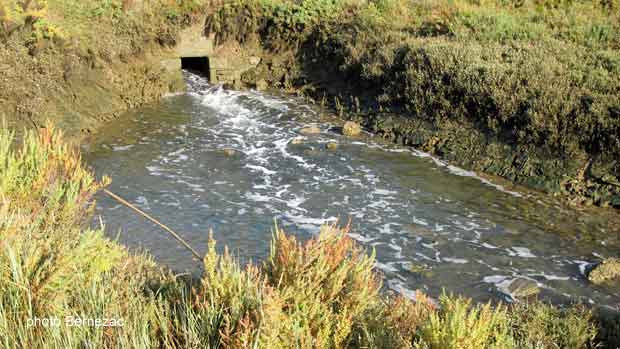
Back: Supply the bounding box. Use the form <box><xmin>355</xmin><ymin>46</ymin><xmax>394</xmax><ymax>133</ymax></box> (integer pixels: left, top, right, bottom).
<box><xmin>412</xmin><ymin>217</ymin><xmax>429</xmax><ymax>226</ymax></box>
<box><xmin>483</xmin><ymin>274</ymin><xmax>550</xmax><ymax>301</ymax></box>
<box><xmin>112</xmin><ymin>144</ymin><xmax>134</xmax><ymax>151</ymax></box>
<box><xmin>527</xmin><ymin>273</ymin><xmax>570</xmax><ymax>281</ymax></box>
<box><xmin>387</xmin><ymin>279</ymin><xmax>420</xmax><ymax>301</ymax></box>
<box><xmin>196</xmin><ymin>87</ymin><xmax>254</xmax><ymax>123</ymax></box>
<box><xmin>508</xmin><ymin>247</ymin><xmax>536</xmax><ymax>258</ymax></box>
<box><xmin>245</xmin><ymin>164</ymin><xmax>277</xmax><ymax>175</ymax></box>
<box><xmin>477</xmin><ymin>259</ymin><xmax>501</xmax><ymax>271</ymax></box>
<box><xmin>388</xmin><ymin>241</ymin><xmax>402</xmax><ymax>252</ymax></box>
<box><xmin>244</xmin><ymin>192</ymin><xmax>275</xmax><ymax>203</ymax></box>
<box><xmin>443</xmin><ymin>257</ymin><xmax>469</xmax><ymax>264</ymax></box>
<box><xmin>377</xmin><ymin>223</ymin><xmax>398</xmax><ymax>235</ymax></box>
<box><xmin>176</xmin><ymin>180</ymin><xmax>205</xmax><ymax>193</ymax></box>
<box><xmin>482</xmin><ymin>275</ymin><xmax>518</xmax><ymax>301</ymax></box>
<box><xmin>375</xmin><ymin>262</ymin><xmax>399</xmax><ymax>273</ymax></box>
<box><xmin>575</xmin><ymin>260</ymin><xmax>595</xmax><ymax>276</ymax></box>
<box><xmin>283</xmin><ymin>213</ymin><xmax>338</xmax><ymax>232</ymax></box>
<box><xmin>421</xmin><ymin>242</ymin><xmax>437</xmax><ymax>250</ymax></box>
<box><xmin>351</xmin><ymin>135</ymin><xmax>524</xmax><ymax>198</ymax></box>
<box><xmin>374</xmin><ymin>188</ymin><xmax>398</xmax><ymax>196</ymax></box>
<box><xmin>273</xmin><ymin>138</ymin><xmax>315</xmax><ymax>169</ymax></box>
<box><xmin>434</xmin><ymin>223</ymin><xmax>446</xmax><ymax>232</ymax></box>
<box><xmin>286</xmin><ymin>195</ymin><xmax>307</xmax><ymax>212</ymax></box>
<box><xmin>416</xmin><ymin>252</ymin><xmax>437</xmax><ymax>262</ymax></box>
<box><xmin>348</xmin><ymin>233</ymin><xmax>377</xmax><ymax>243</ymax></box>
<box><xmin>146</xmin><ymin>165</ymin><xmax>166</xmax><ymax>176</ymax></box>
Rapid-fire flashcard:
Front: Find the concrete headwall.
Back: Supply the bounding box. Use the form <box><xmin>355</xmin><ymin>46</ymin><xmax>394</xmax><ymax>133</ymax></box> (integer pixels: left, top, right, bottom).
<box><xmin>161</xmin><ymin>23</ymin><xmax>259</xmax><ymax>86</ymax></box>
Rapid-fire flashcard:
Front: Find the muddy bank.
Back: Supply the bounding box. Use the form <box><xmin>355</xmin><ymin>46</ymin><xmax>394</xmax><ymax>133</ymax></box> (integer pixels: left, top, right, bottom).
<box><xmin>362</xmin><ymin>114</ymin><xmax>620</xmax><ymax>208</ymax></box>
<box><xmin>0</xmin><ymin>0</ymin><xmax>213</xmax><ymax>140</ymax></box>
<box><xmin>0</xmin><ymin>37</ymin><xmax>183</xmax><ymax>139</ymax></box>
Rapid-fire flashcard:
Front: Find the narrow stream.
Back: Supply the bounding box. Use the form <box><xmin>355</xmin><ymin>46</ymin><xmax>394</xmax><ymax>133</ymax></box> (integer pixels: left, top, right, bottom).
<box><xmin>84</xmin><ymin>72</ymin><xmax>620</xmax><ymax>307</ymax></box>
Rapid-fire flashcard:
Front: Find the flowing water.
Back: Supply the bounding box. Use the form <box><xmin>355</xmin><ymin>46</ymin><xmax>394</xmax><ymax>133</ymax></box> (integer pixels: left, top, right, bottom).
<box><xmin>84</xmin><ymin>72</ymin><xmax>620</xmax><ymax>307</ymax></box>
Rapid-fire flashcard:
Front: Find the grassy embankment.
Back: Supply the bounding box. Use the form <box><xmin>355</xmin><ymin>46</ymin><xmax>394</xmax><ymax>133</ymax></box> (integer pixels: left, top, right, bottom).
<box><xmin>0</xmin><ymin>125</ymin><xmax>617</xmax><ymax>348</ymax></box>
<box><xmin>0</xmin><ymin>0</ymin><xmax>210</xmax><ymax>136</ymax></box>
<box><xmin>206</xmin><ymin>0</ymin><xmax>620</xmax><ymax>207</ymax></box>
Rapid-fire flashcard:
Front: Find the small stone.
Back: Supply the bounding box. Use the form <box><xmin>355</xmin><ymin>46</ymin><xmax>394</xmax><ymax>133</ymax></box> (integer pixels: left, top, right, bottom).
<box><xmin>300</xmin><ymin>126</ymin><xmax>321</xmax><ymax>135</ymax></box>
<box><xmin>506</xmin><ymin>278</ymin><xmax>540</xmax><ymax>299</ymax></box>
<box><xmin>409</xmin><ymin>264</ymin><xmax>427</xmax><ymax>273</ymax></box>
<box><xmin>326</xmin><ymin>142</ymin><xmax>338</xmax><ymax>151</ymax></box>
<box><xmin>256</xmin><ymin>79</ymin><xmax>268</xmax><ymax>91</ymax></box>
<box><xmin>222</xmin><ymin>148</ymin><xmax>236</xmax><ymax>156</ymax></box>
<box><xmin>249</xmin><ymin>56</ymin><xmax>261</xmax><ymax>66</ymax></box>
<box><xmin>342</xmin><ymin>121</ymin><xmax>362</xmax><ymax>137</ymax></box>
<box><xmin>303</xmin><ymin>148</ymin><xmax>320</xmax><ymax>156</ymax></box>
<box><xmin>588</xmin><ymin>257</ymin><xmax>620</xmax><ymax>285</ymax></box>
<box><xmin>291</xmin><ymin>137</ymin><xmax>304</xmax><ymax>145</ymax></box>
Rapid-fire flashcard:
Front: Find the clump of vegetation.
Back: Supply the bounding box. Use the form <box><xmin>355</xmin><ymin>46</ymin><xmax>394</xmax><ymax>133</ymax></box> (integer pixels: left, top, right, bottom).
<box><xmin>0</xmin><ymin>126</ymin><xmax>606</xmax><ymax>347</ymax></box>
<box><xmin>0</xmin><ymin>124</ymin><xmax>162</xmax><ymax>347</ymax></box>
<box><xmin>588</xmin><ymin>257</ymin><xmax>620</xmax><ymax>285</ymax></box>
<box><xmin>0</xmin><ymin>0</ymin><xmax>53</xmax><ymax>42</ymax></box>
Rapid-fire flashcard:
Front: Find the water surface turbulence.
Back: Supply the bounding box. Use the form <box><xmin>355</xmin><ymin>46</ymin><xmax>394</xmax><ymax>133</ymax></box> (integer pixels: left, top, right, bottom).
<box><xmin>85</xmin><ymin>72</ymin><xmax>620</xmax><ymax>307</ymax></box>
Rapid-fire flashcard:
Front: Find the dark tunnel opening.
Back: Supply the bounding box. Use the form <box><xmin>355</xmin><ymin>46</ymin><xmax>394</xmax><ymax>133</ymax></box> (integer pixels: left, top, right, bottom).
<box><xmin>181</xmin><ymin>56</ymin><xmax>210</xmax><ymax>78</ymax></box>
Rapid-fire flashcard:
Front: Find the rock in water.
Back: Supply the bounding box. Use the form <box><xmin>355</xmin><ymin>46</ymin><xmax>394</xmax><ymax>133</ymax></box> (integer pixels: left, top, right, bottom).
<box><xmin>588</xmin><ymin>257</ymin><xmax>620</xmax><ymax>285</ymax></box>
<box><xmin>222</xmin><ymin>148</ymin><xmax>236</xmax><ymax>157</ymax></box>
<box><xmin>300</xmin><ymin>126</ymin><xmax>321</xmax><ymax>135</ymax></box>
<box><xmin>256</xmin><ymin>79</ymin><xmax>268</xmax><ymax>91</ymax></box>
<box><xmin>507</xmin><ymin>278</ymin><xmax>540</xmax><ymax>299</ymax></box>
<box><xmin>249</xmin><ymin>56</ymin><xmax>261</xmax><ymax>66</ymax></box>
<box><xmin>291</xmin><ymin>137</ymin><xmax>304</xmax><ymax>145</ymax></box>
<box><xmin>326</xmin><ymin>142</ymin><xmax>338</xmax><ymax>151</ymax></box>
<box><xmin>342</xmin><ymin>121</ymin><xmax>362</xmax><ymax>137</ymax></box>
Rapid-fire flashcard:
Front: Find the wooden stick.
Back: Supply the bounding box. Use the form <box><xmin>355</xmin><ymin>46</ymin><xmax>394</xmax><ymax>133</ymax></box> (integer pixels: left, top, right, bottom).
<box><xmin>103</xmin><ymin>189</ymin><xmax>203</xmax><ymax>261</ymax></box>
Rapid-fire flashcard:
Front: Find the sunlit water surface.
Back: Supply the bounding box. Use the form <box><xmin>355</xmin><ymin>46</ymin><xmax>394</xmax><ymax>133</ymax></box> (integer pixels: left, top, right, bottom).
<box><xmin>84</xmin><ymin>72</ymin><xmax>620</xmax><ymax>307</ymax></box>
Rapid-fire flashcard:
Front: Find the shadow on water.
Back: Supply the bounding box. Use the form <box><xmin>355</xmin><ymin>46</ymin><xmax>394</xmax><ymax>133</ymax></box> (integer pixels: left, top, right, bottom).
<box><xmin>83</xmin><ymin>71</ymin><xmax>620</xmax><ymax>308</ymax></box>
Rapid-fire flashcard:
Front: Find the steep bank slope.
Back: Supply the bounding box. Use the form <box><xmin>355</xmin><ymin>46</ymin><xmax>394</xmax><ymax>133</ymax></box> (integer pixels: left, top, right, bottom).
<box><xmin>205</xmin><ymin>0</ymin><xmax>620</xmax><ymax>208</ymax></box>
<box><xmin>0</xmin><ymin>0</ymin><xmax>210</xmax><ymax>137</ymax></box>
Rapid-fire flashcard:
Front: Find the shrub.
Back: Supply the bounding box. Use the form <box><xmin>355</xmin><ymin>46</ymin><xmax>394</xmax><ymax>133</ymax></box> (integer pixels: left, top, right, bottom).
<box><xmin>417</xmin><ymin>294</ymin><xmax>514</xmax><ymax>348</ymax></box>
<box><xmin>263</xmin><ymin>223</ymin><xmax>381</xmax><ymax>347</ymax></box>
<box><xmin>509</xmin><ymin>302</ymin><xmax>598</xmax><ymax>348</ymax></box>
<box><xmin>0</xmin><ymin>125</ymin><xmax>163</xmax><ymax>348</ymax></box>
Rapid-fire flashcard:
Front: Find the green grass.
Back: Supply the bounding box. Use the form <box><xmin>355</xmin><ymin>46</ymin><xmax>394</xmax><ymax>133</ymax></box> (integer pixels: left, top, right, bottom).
<box><xmin>0</xmin><ymin>0</ymin><xmax>211</xmax><ymax>56</ymax></box>
<box><xmin>0</xmin><ymin>125</ymin><xmax>607</xmax><ymax>348</ymax></box>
